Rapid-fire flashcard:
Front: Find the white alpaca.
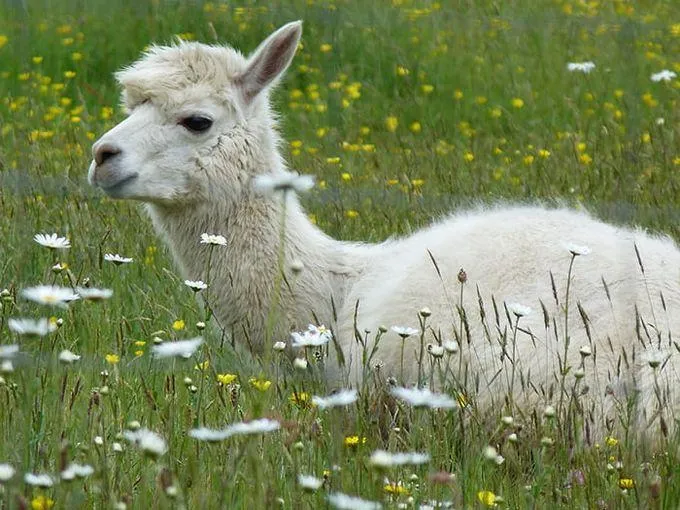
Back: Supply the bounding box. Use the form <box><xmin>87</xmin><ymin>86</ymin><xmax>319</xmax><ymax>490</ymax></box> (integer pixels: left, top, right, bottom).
<box><xmin>88</xmin><ymin>21</ymin><xmax>680</xmax><ymax>437</ymax></box>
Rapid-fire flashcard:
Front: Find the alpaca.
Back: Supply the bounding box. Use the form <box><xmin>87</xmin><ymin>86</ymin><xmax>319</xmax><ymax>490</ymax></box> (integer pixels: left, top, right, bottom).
<box><xmin>88</xmin><ymin>21</ymin><xmax>680</xmax><ymax>438</ymax></box>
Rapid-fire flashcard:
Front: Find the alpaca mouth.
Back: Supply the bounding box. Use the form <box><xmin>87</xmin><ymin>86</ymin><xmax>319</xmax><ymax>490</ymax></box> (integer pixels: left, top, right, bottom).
<box><xmin>100</xmin><ymin>173</ymin><xmax>139</xmax><ymax>197</ymax></box>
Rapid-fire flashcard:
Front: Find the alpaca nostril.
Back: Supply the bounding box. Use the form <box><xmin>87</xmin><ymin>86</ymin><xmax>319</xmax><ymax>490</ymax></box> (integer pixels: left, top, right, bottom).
<box><xmin>94</xmin><ymin>143</ymin><xmax>122</xmax><ymax>166</ymax></box>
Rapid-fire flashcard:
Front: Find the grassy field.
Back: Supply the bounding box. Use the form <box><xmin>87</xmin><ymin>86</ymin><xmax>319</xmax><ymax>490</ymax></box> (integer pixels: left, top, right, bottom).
<box><xmin>1</xmin><ymin>0</ymin><xmax>679</xmax><ymax>508</ymax></box>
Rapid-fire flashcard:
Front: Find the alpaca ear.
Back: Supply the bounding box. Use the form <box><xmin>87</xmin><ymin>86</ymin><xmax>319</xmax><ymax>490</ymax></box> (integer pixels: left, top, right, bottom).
<box><xmin>237</xmin><ymin>21</ymin><xmax>302</xmax><ymax>103</ymax></box>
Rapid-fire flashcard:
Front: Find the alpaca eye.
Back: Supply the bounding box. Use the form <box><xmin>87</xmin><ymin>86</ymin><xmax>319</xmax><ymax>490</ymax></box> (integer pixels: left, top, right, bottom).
<box><xmin>180</xmin><ymin>116</ymin><xmax>213</xmax><ymax>133</ymax></box>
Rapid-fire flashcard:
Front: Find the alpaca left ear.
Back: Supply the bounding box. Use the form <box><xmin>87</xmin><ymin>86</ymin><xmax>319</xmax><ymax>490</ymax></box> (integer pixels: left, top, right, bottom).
<box><xmin>237</xmin><ymin>21</ymin><xmax>302</xmax><ymax>103</ymax></box>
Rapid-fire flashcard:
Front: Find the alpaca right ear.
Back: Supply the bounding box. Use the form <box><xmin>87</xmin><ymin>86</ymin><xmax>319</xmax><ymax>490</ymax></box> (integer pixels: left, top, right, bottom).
<box><xmin>237</xmin><ymin>21</ymin><xmax>302</xmax><ymax>103</ymax></box>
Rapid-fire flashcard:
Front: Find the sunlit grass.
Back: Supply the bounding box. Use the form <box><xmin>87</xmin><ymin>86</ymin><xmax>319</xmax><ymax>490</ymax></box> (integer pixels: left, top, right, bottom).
<box><xmin>0</xmin><ymin>0</ymin><xmax>679</xmax><ymax>508</ymax></box>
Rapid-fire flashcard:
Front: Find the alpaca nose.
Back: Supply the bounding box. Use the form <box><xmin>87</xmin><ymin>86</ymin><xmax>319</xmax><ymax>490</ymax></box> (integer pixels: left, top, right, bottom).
<box><xmin>93</xmin><ymin>142</ymin><xmax>122</xmax><ymax>165</ymax></box>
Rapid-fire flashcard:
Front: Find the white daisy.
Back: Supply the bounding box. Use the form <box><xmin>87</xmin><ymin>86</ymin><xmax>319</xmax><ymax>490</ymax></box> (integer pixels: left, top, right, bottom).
<box><xmin>34</xmin><ymin>233</ymin><xmax>70</xmax><ymax>249</ymax></box>
<box><xmin>200</xmin><ymin>233</ymin><xmax>227</xmax><ymax>246</ymax></box>
<box><xmin>297</xmin><ymin>474</ymin><xmax>323</xmax><ymax>491</ymax></box>
<box><xmin>123</xmin><ymin>428</ymin><xmax>167</xmax><ymax>457</ymax></box>
<box><xmin>507</xmin><ymin>302</ymin><xmax>532</xmax><ymax>318</ymax></box>
<box><xmin>61</xmin><ymin>463</ymin><xmax>94</xmax><ymax>480</ymax></box>
<box><xmin>188</xmin><ymin>427</ymin><xmax>231</xmax><ymax>442</ymax></box>
<box><xmin>21</xmin><ymin>285</ymin><xmax>80</xmax><ymax>307</ymax></box>
<box><xmin>293</xmin><ymin>357</ymin><xmax>308</xmax><ymax>370</ymax></box>
<box><xmin>327</xmin><ymin>492</ymin><xmax>382</xmax><ymax>510</ymax></box>
<box><xmin>8</xmin><ymin>318</ymin><xmax>57</xmax><ymax>336</ymax></box>
<box><xmin>566</xmin><ymin>61</ymin><xmax>595</xmax><ymax>73</ymax></box>
<box><xmin>151</xmin><ymin>337</ymin><xmax>203</xmax><ymax>359</ymax></box>
<box><xmin>103</xmin><ymin>253</ymin><xmax>133</xmax><ymax>265</ymax></box>
<box><xmin>184</xmin><ymin>280</ymin><xmax>207</xmax><ymax>292</ymax></box>
<box><xmin>427</xmin><ymin>344</ymin><xmax>445</xmax><ymax>358</ymax></box>
<box><xmin>391</xmin><ymin>326</ymin><xmax>419</xmax><ymax>338</ymax></box>
<box><xmin>369</xmin><ymin>450</ymin><xmax>430</xmax><ymax>468</ymax></box>
<box><xmin>76</xmin><ymin>287</ymin><xmax>113</xmax><ymax>301</ymax></box>
<box><xmin>58</xmin><ymin>350</ymin><xmax>81</xmax><ymax>364</ymax></box>
<box><xmin>24</xmin><ymin>472</ymin><xmax>54</xmax><ymax>487</ymax></box>
<box><xmin>642</xmin><ymin>349</ymin><xmax>668</xmax><ymax>369</ymax></box>
<box><xmin>390</xmin><ymin>387</ymin><xmax>457</xmax><ymax>409</ymax></box>
<box><xmin>0</xmin><ymin>345</ymin><xmax>19</xmax><ymax>359</ymax></box>
<box><xmin>291</xmin><ymin>324</ymin><xmax>333</xmax><ymax>347</ymax></box>
<box><xmin>443</xmin><ymin>340</ymin><xmax>459</xmax><ymax>354</ymax></box>
<box><xmin>223</xmin><ymin>418</ymin><xmax>280</xmax><ymax>437</ymax></box>
<box><xmin>563</xmin><ymin>242</ymin><xmax>591</xmax><ymax>256</ymax></box>
<box><xmin>273</xmin><ymin>341</ymin><xmax>287</xmax><ymax>351</ymax></box>
<box><xmin>253</xmin><ymin>171</ymin><xmax>315</xmax><ymax>195</ymax></box>
<box><xmin>0</xmin><ymin>463</ymin><xmax>15</xmax><ymax>482</ymax></box>
<box><xmin>189</xmin><ymin>418</ymin><xmax>280</xmax><ymax>441</ymax></box>
<box><xmin>650</xmin><ymin>70</ymin><xmax>677</xmax><ymax>82</ymax></box>
<box><xmin>312</xmin><ymin>389</ymin><xmax>358</xmax><ymax>410</ymax></box>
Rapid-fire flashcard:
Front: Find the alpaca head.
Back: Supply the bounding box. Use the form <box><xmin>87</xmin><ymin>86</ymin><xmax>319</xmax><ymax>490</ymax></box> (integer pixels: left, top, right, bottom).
<box><xmin>88</xmin><ymin>21</ymin><xmax>302</xmax><ymax>205</ymax></box>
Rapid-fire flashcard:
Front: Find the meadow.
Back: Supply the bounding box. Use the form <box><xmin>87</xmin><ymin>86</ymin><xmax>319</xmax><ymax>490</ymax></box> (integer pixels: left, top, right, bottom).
<box><xmin>1</xmin><ymin>0</ymin><xmax>679</xmax><ymax>508</ymax></box>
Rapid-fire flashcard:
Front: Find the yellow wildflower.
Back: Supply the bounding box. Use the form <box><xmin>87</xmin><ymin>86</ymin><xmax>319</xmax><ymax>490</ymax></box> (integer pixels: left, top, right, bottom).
<box><xmin>453</xmin><ymin>89</ymin><xmax>464</xmax><ymax>100</ymax></box>
<box><xmin>341</xmin><ymin>172</ymin><xmax>352</xmax><ymax>181</ymax></box>
<box><xmin>477</xmin><ymin>490</ymin><xmax>496</xmax><ymax>506</ymax></box>
<box><xmin>618</xmin><ymin>478</ymin><xmax>634</xmax><ymax>489</ymax></box>
<box><xmin>384</xmin><ymin>482</ymin><xmax>409</xmax><ymax>495</ymax></box>
<box><xmin>194</xmin><ymin>360</ymin><xmax>209</xmax><ymax>371</ymax></box>
<box><xmin>134</xmin><ymin>350</ymin><xmax>144</xmax><ymax>357</ymax></box>
<box><xmin>421</xmin><ymin>84</ymin><xmax>434</xmax><ymax>94</ymax></box>
<box><xmin>396</xmin><ymin>65</ymin><xmax>409</xmax><ymax>76</ymax></box>
<box><xmin>538</xmin><ymin>149</ymin><xmax>551</xmax><ymax>158</ymax></box>
<box><xmin>105</xmin><ymin>354</ymin><xmax>120</xmax><ymax>364</ymax></box>
<box><xmin>641</xmin><ymin>133</ymin><xmax>651</xmax><ymax>143</ymax></box>
<box><xmin>579</xmin><ymin>154</ymin><xmax>593</xmax><ymax>165</ymax></box>
<box><xmin>32</xmin><ymin>56</ymin><xmax>43</xmax><ymax>64</ymax></box>
<box><xmin>523</xmin><ymin>155</ymin><xmax>534</xmax><ymax>165</ymax></box>
<box><xmin>343</xmin><ymin>435</ymin><xmax>366</xmax><ymax>447</ymax></box>
<box><xmin>326</xmin><ymin>156</ymin><xmax>341</xmax><ymax>164</ymax></box>
<box><xmin>316</xmin><ymin>127</ymin><xmax>327</xmax><ymax>138</ymax></box>
<box><xmin>409</xmin><ymin>121</ymin><xmax>422</xmax><ymax>133</ymax></box>
<box><xmin>511</xmin><ymin>97</ymin><xmax>524</xmax><ymax>108</ymax></box>
<box><xmin>217</xmin><ymin>373</ymin><xmax>238</xmax><ymax>385</ymax></box>
<box><xmin>489</xmin><ymin>107</ymin><xmax>502</xmax><ymax>118</ymax></box>
<box><xmin>71</xmin><ymin>52</ymin><xmax>83</xmax><ymax>61</ymax></box>
<box><xmin>0</xmin><ymin>35</ymin><xmax>8</xmax><ymax>49</ymax></box>
<box><xmin>385</xmin><ymin>115</ymin><xmax>399</xmax><ymax>133</ymax></box>
<box><xmin>64</xmin><ymin>70</ymin><xmax>76</xmax><ymax>79</ymax></box>
<box><xmin>345</xmin><ymin>210</ymin><xmax>359</xmax><ymax>219</ymax></box>
<box><xmin>31</xmin><ymin>496</ymin><xmax>54</xmax><ymax>510</ymax></box>
<box><xmin>172</xmin><ymin>319</ymin><xmax>185</xmax><ymax>331</ymax></box>
<box><xmin>320</xmin><ymin>43</ymin><xmax>332</xmax><ymax>53</ymax></box>
<box><xmin>249</xmin><ymin>377</ymin><xmax>272</xmax><ymax>391</ymax></box>
<box><xmin>289</xmin><ymin>391</ymin><xmax>313</xmax><ymax>408</ymax></box>
<box><xmin>605</xmin><ymin>436</ymin><xmax>619</xmax><ymax>447</ymax></box>
<box><xmin>463</xmin><ymin>152</ymin><xmax>475</xmax><ymax>162</ymax></box>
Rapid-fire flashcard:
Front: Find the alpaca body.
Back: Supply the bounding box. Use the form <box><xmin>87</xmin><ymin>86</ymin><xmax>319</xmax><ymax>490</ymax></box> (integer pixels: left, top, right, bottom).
<box><xmin>332</xmin><ymin>206</ymin><xmax>680</xmax><ymax>431</ymax></box>
<box><xmin>88</xmin><ymin>22</ymin><xmax>680</xmax><ymax>436</ymax></box>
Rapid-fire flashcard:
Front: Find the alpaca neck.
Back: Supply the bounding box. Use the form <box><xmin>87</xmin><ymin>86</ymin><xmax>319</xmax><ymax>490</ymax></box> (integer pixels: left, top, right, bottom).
<box><xmin>147</xmin><ymin>188</ymin><xmax>358</xmax><ymax>349</ymax></box>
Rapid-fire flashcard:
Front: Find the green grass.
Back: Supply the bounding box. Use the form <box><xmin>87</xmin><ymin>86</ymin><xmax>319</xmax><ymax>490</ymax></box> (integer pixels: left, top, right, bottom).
<box><xmin>0</xmin><ymin>0</ymin><xmax>679</xmax><ymax>508</ymax></box>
